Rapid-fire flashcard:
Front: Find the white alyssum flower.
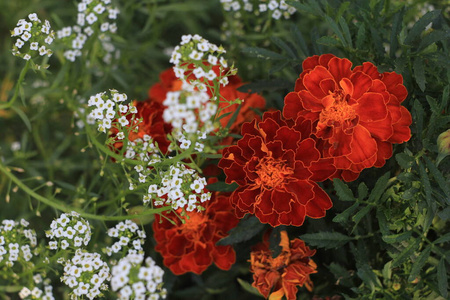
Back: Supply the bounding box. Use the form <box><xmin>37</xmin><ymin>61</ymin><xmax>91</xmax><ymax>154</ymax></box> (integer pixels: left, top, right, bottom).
<box><xmin>104</xmin><ymin>220</ymin><xmax>146</xmax><ymax>257</ymax></box>
<box><xmin>0</xmin><ymin>219</ymin><xmax>37</xmax><ymax>267</ymax></box>
<box><xmin>46</xmin><ymin>211</ymin><xmax>91</xmax><ymax>250</ymax></box>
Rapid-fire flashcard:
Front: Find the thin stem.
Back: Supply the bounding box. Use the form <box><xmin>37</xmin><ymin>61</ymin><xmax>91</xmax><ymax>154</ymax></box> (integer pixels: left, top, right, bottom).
<box><xmin>0</xmin><ymin>60</ymin><xmax>30</xmax><ymax>110</ymax></box>
<box><xmin>0</xmin><ymin>163</ymin><xmax>170</xmax><ymax>221</ymax></box>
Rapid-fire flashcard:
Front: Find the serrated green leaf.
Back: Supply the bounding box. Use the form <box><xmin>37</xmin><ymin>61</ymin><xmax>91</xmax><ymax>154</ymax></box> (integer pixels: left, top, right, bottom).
<box><xmin>325</xmin><ymin>15</ymin><xmax>347</xmax><ymax>47</ymax></box>
<box><xmin>413</xmin><ymin>100</ymin><xmax>424</xmax><ymax>136</ymax></box>
<box><xmin>237</xmin><ymin>278</ymin><xmax>263</xmax><ymax>297</ymax></box>
<box><xmin>382</xmin><ymin>231</ymin><xmax>413</xmax><ymax>244</ymax></box>
<box><xmin>339</xmin><ymin>16</ymin><xmax>352</xmax><ymax>48</ymax></box>
<box><xmin>352</xmin><ymin>205</ymin><xmax>372</xmax><ymax>226</ymax></box>
<box><xmin>418</xmin><ymin>161</ymin><xmax>433</xmax><ymax>207</ymax></box>
<box><xmin>358</xmin><ymin>182</ymin><xmax>368</xmax><ymax>200</ymax></box>
<box><xmin>329</xmin><ymin>262</ymin><xmax>353</xmax><ymax>287</ymax></box>
<box><xmin>269</xmin><ymin>60</ymin><xmax>290</xmax><ymax>75</ymax></box>
<box><xmin>356</xmin><ymin>23</ymin><xmax>366</xmax><ymax>49</ymax></box>
<box><xmin>271</xmin><ymin>37</ymin><xmax>297</xmax><ymax>59</ymax></box>
<box><xmin>357</xmin><ymin>264</ymin><xmax>381</xmax><ymax>291</ymax></box>
<box><xmin>390</xmin><ymin>7</ymin><xmax>405</xmax><ymax>58</ymax></box>
<box><xmin>311</xmin><ymin>26</ymin><xmax>323</xmax><ymax>54</ymax></box>
<box><xmin>396</xmin><ymin>153</ymin><xmax>415</xmax><ymax>169</ymax></box>
<box><xmin>370</xmin><ymin>26</ymin><xmax>385</xmax><ymax>56</ymax></box>
<box><xmin>368</xmin><ymin>172</ymin><xmax>390</xmax><ymax>203</ymax></box>
<box><xmin>437</xmin><ymin>257</ymin><xmax>448</xmax><ymax>298</ymax></box>
<box><xmin>333</xmin><ymin>178</ymin><xmax>355</xmax><ymax>201</ymax></box>
<box><xmin>392</xmin><ymin>239</ymin><xmax>420</xmax><ymax>268</ymax></box>
<box><xmin>424</xmin><ymin>156</ymin><xmax>450</xmax><ymax>199</ymax></box>
<box><xmin>317</xmin><ymin>36</ymin><xmax>340</xmax><ymax>46</ymax></box>
<box><xmin>333</xmin><ymin>202</ymin><xmax>360</xmax><ymax>224</ymax></box>
<box><xmin>408</xmin><ymin>246</ymin><xmax>431</xmax><ymax>282</ymax></box>
<box><xmin>206</xmin><ymin>181</ymin><xmax>238</xmax><ymax>192</ymax></box>
<box><xmin>413</xmin><ymin>57</ymin><xmax>426</xmax><ymax>92</ymax></box>
<box><xmin>300</xmin><ymin>231</ymin><xmax>353</xmax><ymax>249</ymax></box>
<box><xmin>242</xmin><ymin>47</ymin><xmax>287</xmax><ymax>60</ymax></box>
<box><xmin>290</xmin><ymin>24</ymin><xmax>309</xmax><ymax>57</ymax></box>
<box><xmin>216</xmin><ymin>216</ymin><xmax>265</xmax><ymax>246</ymax></box>
<box><xmin>418</xmin><ymin>30</ymin><xmax>450</xmax><ymax>52</ymax></box>
<box><xmin>404</xmin><ymin>10</ymin><xmax>442</xmax><ymax>45</ymax></box>
<box><xmin>426</xmin><ymin>95</ymin><xmax>440</xmax><ymax>114</ymax></box>
<box><xmin>376</xmin><ymin>208</ymin><xmax>389</xmax><ymax>235</ymax></box>
<box><xmin>286</xmin><ymin>1</ymin><xmax>318</xmax><ymax>15</ymax></box>
<box><xmin>434</xmin><ymin>232</ymin><xmax>450</xmax><ymax>245</ymax></box>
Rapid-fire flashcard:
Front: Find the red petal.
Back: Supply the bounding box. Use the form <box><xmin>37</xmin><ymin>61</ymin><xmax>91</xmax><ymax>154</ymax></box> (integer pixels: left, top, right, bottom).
<box><xmin>283</xmin><ymin>92</ymin><xmax>304</xmax><ymax>119</ymax></box>
<box><xmin>328</xmin><ymin>56</ymin><xmax>353</xmax><ymax>82</ymax></box>
<box><xmin>353</xmin><ymin>62</ymin><xmax>380</xmax><ymax>79</ymax></box>
<box><xmin>285</xmin><ymin>180</ymin><xmax>314</xmax><ymax>205</ymax></box>
<box><xmin>272</xmin><ymin>189</ymin><xmax>295</xmax><ymax>213</ymax></box>
<box><xmin>213</xmin><ymin>246</ymin><xmax>236</xmax><ymax>270</ymax></box>
<box><xmin>274</xmin><ymin>126</ymin><xmax>301</xmax><ymax>151</ymax></box>
<box><xmin>374</xmin><ymin>140</ymin><xmax>393</xmax><ymax>167</ymax></box>
<box><xmin>295</xmin><ymin>138</ymin><xmax>320</xmax><ymax>165</ymax></box>
<box><xmin>293</xmin><ymin>161</ymin><xmax>313</xmax><ymax>181</ymax></box>
<box><xmin>350</xmin><ymin>71</ymin><xmax>373</xmax><ymax>100</ymax></box>
<box><xmin>298</xmin><ymin>90</ymin><xmax>324</xmax><ymax>112</ymax></box>
<box><xmin>382</xmin><ymin>72</ymin><xmax>408</xmax><ymax>102</ymax></box>
<box><xmin>355</xmin><ymin>92</ymin><xmax>388</xmax><ymax>122</ymax></box>
<box><xmin>389</xmin><ymin>106</ymin><xmax>412</xmax><ymax>143</ymax></box>
<box><xmin>309</xmin><ymin>158</ymin><xmax>336</xmax><ymax>181</ymax></box>
<box><xmin>303</xmin><ymin>66</ymin><xmax>335</xmax><ymax>99</ymax></box>
<box><xmin>347</xmin><ymin>125</ymin><xmax>377</xmax><ymax>166</ymax></box>
<box><xmin>360</xmin><ymin>113</ymin><xmax>394</xmax><ymax>141</ymax></box>
<box><xmin>305</xmin><ymin>183</ymin><xmax>333</xmax><ymax>218</ymax></box>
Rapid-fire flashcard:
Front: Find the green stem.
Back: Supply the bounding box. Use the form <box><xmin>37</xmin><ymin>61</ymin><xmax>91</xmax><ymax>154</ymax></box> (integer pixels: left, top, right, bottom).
<box><xmin>0</xmin><ymin>163</ymin><xmax>170</xmax><ymax>221</ymax></box>
<box><xmin>0</xmin><ymin>60</ymin><xmax>30</xmax><ymax>110</ymax></box>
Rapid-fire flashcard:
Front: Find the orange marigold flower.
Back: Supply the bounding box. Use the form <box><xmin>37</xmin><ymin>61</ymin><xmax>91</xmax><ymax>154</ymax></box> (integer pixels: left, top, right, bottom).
<box><xmin>284</xmin><ymin>54</ymin><xmax>412</xmax><ymax>182</ymax></box>
<box><xmin>218</xmin><ymin>111</ymin><xmax>335</xmax><ymax>227</ymax></box>
<box><xmin>250</xmin><ymin>231</ymin><xmax>317</xmax><ymax>300</ymax></box>
<box><xmin>153</xmin><ymin>193</ymin><xmax>239</xmax><ymax>275</ymax></box>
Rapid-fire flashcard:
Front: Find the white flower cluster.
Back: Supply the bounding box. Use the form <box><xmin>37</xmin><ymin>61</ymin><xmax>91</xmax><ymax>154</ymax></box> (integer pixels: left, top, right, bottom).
<box><xmin>121</xmin><ymin>135</ymin><xmax>164</xmax><ymax>164</ymax></box>
<box><xmin>111</xmin><ymin>253</ymin><xmax>167</xmax><ymax>300</ymax></box>
<box><xmin>87</xmin><ymin>89</ymin><xmax>138</xmax><ymax>134</ymax></box>
<box><xmin>104</xmin><ymin>220</ymin><xmax>146</xmax><ymax>256</ymax></box>
<box><xmin>146</xmin><ymin>163</ymin><xmax>211</xmax><ymax>212</ymax></box>
<box><xmin>46</xmin><ymin>211</ymin><xmax>91</xmax><ymax>250</ymax></box>
<box><xmin>163</xmin><ymin>82</ymin><xmax>217</xmax><ymax>150</ymax></box>
<box><xmin>56</xmin><ymin>0</ymin><xmax>119</xmax><ymax>61</ymax></box>
<box><xmin>220</xmin><ymin>0</ymin><xmax>296</xmax><ymax>20</ymax></box>
<box><xmin>170</xmin><ymin>34</ymin><xmax>234</xmax><ymax>88</ymax></box>
<box><xmin>0</xmin><ymin>219</ymin><xmax>37</xmax><ymax>267</ymax></box>
<box><xmin>60</xmin><ymin>249</ymin><xmax>110</xmax><ymax>299</ymax></box>
<box><xmin>11</xmin><ymin>13</ymin><xmax>55</xmax><ymax>62</ymax></box>
<box><xmin>19</xmin><ymin>275</ymin><xmax>55</xmax><ymax>300</ymax></box>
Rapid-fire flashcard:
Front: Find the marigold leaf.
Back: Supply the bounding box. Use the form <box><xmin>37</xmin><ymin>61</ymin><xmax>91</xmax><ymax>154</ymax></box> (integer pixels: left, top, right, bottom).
<box><xmin>241</xmin><ymin>47</ymin><xmax>287</xmax><ymax>60</ymax></box>
<box><xmin>325</xmin><ymin>15</ymin><xmax>347</xmax><ymax>47</ymax></box>
<box><xmin>316</xmin><ymin>36</ymin><xmax>340</xmax><ymax>47</ymax></box>
<box><xmin>339</xmin><ymin>16</ymin><xmax>352</xmax><ymax>48</ymax></box>
<box><xmin>333</xmin><ymin>178</ymin><xmax>355</xmax><ymax>201</ymax></box>
<box><xmin>418</xmin><ymin>161</ymin><xmax>433</xmax><ymax>208</ymax></box>
<box><xmin>434</xmin><ymin>232</ymin><xmax>450</xmax><ymax>245</ymax></box>
<box><xmin>437</xmin><ymin>257</ymin><xmax>448</xmax><ymax>298</ymax></box>
<box><xmin>396</xmin><ymin>153</ymin><xmax>415</xmax><ymax>169</ymax></box>
<box><xmin>333</xmin><ymin>202</ymin><xmax>359</xmax><ymax>224</ymax></box>
<box><xmin>390</xmin><ymin>7</ymin><xmax>405</xmax><ymax>58</ymax></box>
<box><xmin>300</xmin><ymin>231</ymin><xmax>353</xmax><ymax>249</ymax></box>
<box><xmin>392</xmin><ymin>239</ymin><xmax>420</xmax><ymax>268</ymax></box>
<box><xmin>368</xmin><ymin>172</ymin><xmax>390</xmax><ymax>203</ymax></box>
<box><xmin>237</xmin><ymin>278</ymin><xmax>264</xmax><ymax>298</ymax></box>
<box><xmin>216</xmin><ymin>216</ymin><xmax>265</xmax><ymax>246</ymax></box>
<box><xmin>271</xmin><ymin>37</ymin><xmax>298</xmax><ymax>59</ymax></box>
<box><xmin>238</xmin><ymin>79</ymin><xmax>292</xmax><ymax>93</ymax></box>
<box><xmin>418</xmin><ymin>30</ymin><xmax>450</xmax><ymax>52</ymax></box>
<box><xmin>424</xmin><ymin>156</ymin><xmax>450</xmax><ymax>200</ymax></box>
<box><xmin>404</xmin><ymin>10</ymin><xmax>442</xmax><ymax>45</ymax></box>
<box><xmin>358</xmin><ymin>182</ymin><xmax>369</xmax><ymax>200</ymax></box>
<box><xmin>413</xmin><ymin>57</ymin><xmax>427</xmax><ymax>92</ymax></box>
<box><xmin>290</xmin><ymin>24</ymin><xmax>309</xmax><ymax>57</ymax></box>
<box><xmin>206</xmin><ymin>181</ymin><xmax>238</xmax><ymax>192</ymax></box>
<box><xmin>408</xmin><ymin>245</ymin><xmax>431</xmax><ymax>282</ymax></box>
<box><xmin>358</xmin><ymin>264</ymin><xmax>382</xmax><ymax>292</ymax></box>
<box><xmin>351</xmin><ymin>205</ymin><xmax>372</xmax><ymax>229</ymax></box>
<box><xmin>286</xmin><ymin>1</ymin><xmax>318</xmax><ymax>16</ymax></box>
<box><xmin>382</xmin><ymin>231</ymin><xmax>412</xmax><ymax>244</ymax></box>
<box><xmin>355</xmin><ymin>22</ymin><xmax>366</xmax><ymax>49</ymax></box>
<box><xmin>413</xmin><ymin>100</ymin><xmax>424</xmax><ymax>137</ymax></box>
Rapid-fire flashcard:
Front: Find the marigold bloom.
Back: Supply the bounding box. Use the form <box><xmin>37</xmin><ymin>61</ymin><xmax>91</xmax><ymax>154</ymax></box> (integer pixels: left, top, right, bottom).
<box><xmin>218</xmin><ymin>111</ymin><xmax>335</xmax><ymax>227</ymax></box>
<box><xmin>250</xmin><ymin>231</ymin><xmax>317</xmax><ymax>300</ymax></box>
<box><xmin>284</xmin><ymin>54</ymin><xmax>412</xmax><ymax>181</ymax></box>
<box><xmin>152</xmin><ymin>193</ymin><xmax>239</xmax><ymax>275</ymax></box>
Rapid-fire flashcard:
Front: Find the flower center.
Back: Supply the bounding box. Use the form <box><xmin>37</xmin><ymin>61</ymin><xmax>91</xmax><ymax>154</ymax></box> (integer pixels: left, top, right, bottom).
<box><xmin>256</xmin><ymin>157</ymin><xmax>292</xmax><ymax>189</ymax></box>
<box><xmin>319</xmin><ymin>91</ymin><xmax>356</xmax><ymax>127</ymax></box>
<box><xmin>181</xmin><ymin>211</ymin><xmax>207</xmax><ymax>233</ymax></box>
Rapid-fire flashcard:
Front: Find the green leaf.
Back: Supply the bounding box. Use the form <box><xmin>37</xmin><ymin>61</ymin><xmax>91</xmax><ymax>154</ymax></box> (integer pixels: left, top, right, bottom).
<box><xmin>271</xmin><ymin>37</ymin><xmax>297</xmax><ymax>59</ymax></box>
<box><xmin>424</xmin><ymin>156</ymin><xmax>450</xmax><ymax>199</ymax></box>
<box><xmin>325</xmin><ymin>15</ymin><xmax>347</xmax><ymax>47</ymax></box>
<box><xmin>237</xmin><ymin>278</ymin><xmax>264</xmax><ymax>298</ymax></box>
<box><xmin>328</xmin><ymin>262</ymin><xmax>353</xmax><ymax>287</ymax></box>
<box><xmin>238</xmin><ymin>79</ymin><xmax>292</xmax><ymax>93</ymax></box>
<box><xmin>437</xmin><ymin>257</ymin><xmax>448</xmax><ymax>298</ymax></box>
<box><xmin>392</xmin><ymin>239</ymin><xmax>420</xmax><ymax>268</ymax></box>
<box><xmin>316</xmin><ymin>36</ymin><xmax>340</xmax><ymax>47</ymax></box>
<box><xmin>300</xmin><ymin>231</ymin><xmax>353</xmax><ymax>249</ymax></box>
<box><xmin>216</xmin><ymin>216</ymin><xmax>265</xmax><ymax>246</ymax></box>
<box><xmin>290</xmin><ymin>24</ymin><xmax>309</xmax><ymax>57</ymax></box>
<box><xmin>413</xmin><ymin>100</ymin><xmax>424</xmax><ymax>136</ymax></box>
<box><xmin>355</xmin><ymin>22</ymin><xmax>366</xmax><ymax>49</ymax></box>
<box><xmin>206</xmin><ymin>181</ymin><xmax>238</xmax><ymax>192</ymax></box>
<box><xmin>339</xmin><ymin>16</ymin><xmax>352</xmax><ymax>48</ymax></box>
<box><xmin>418</xmin><ymin>161</ymin><xmax>433</xmax><ymax>207</ymax></box>
<box><xmin>269</xmin><ymin>60</ymin><xmax>290</xmax><ymax>75</ymax></box>
<box><xmin>286</xmin><ymin>1</ymin><xmax>318</xmax><ymax>16</ymax></box>
<box><xmin>358</xmin><ymin>182</ymin><xmax>369</xmax><ymax>200</ymax></box>
<box><xmin>382</xmin><ymin>231</ymin><xmax>413</xmax><ymax>244</ymax></box>
<box><xmin>418</xmin><ymin>30</ymin><xmax>450</xmax><ymax>52</ymax></box>
<box><xmin>404</xmin><ymin>10</ymin><xmax>442</xmax><ymax>45</ymax></box>
<box><xmin>370</xmin><ymin>26</ymin><xmax>385</xmax><ymax>56</ymax></box>
<box><xmin>390</xmin><ymin>7</ymin><xmax>405</xmax><ymax>58</ymax></box>
<box><xmin>413</xmin><ymin>57</ymin><xmax>426</xmax><ymax>92</ymax></box>
<box><xmin>11</xmin><ymin>106</ymin><xmax>32</xmax><ymax>132</ymax></box>
<box><xmin>333</xmin><ymin>202</ymin><xmax>359</xmax><ymax>224</ymax></box>
<box><xmin>408</xmin><ymin>246</ymin><xmax>431</xmax><ymax>282</ymax></box>
<box><xmin>357</xmin><ymin>264</ymin><xmax>381</xmax><ymax>291</ymax></box>
<box><xmin>368</xmin><ymin>172</ymin><xmax>390</xmax><ymax>203</ymax></box>
<box><xmin>352</xmin><ymin>205</ymin><xmax>372</xmax><ymax>225</ymax></box>
<box><xmin>333</xmin><ymin>178</ymin><xmax>355</xmax><ymax>201</ymax></box>
<box><xmin>242</xmin><ymin>47</ymin><xmax>287</xmax><ymax>60</ymax></box>
<box><xmin>376</xmin><ymin>208</ymin><xmax>389</xmax><ymax>235</ymax></box>
<box><xmin>396</xmin><ymin>153</ymin><xmax>415</xmax><ymax>169</ymax></box>
<box><xmin>434</xmin><ymin>232</ymin><xmax>450</xmax><ymax>245</ymax></box>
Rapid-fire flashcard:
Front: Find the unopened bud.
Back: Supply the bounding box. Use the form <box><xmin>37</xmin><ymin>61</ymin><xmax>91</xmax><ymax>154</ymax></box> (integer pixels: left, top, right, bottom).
<box><xmin>437</xmin><ymin>129</ymin><xmax>450</xmax><ymax>166</ymax></box>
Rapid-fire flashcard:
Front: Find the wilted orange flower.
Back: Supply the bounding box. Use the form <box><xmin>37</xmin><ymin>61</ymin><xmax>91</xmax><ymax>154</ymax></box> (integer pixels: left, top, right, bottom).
<box><xmin>219</xmin><ymin>111</ymin><xmax>335</xmax><ymax>227</ymax></box>
<box><xmin>250</xmin><ymin>231</ymin><xmax>317</xmax><ymax>300</ymax></box>
<box><xmin>152</xmin><ymin>193</ymin><xmax>239</xmax><ymax>275</ymax></box>
<box><xmin>284</xmin><ymin>54</ymin><xmax>412</xmax><ymax>181</ymax></box>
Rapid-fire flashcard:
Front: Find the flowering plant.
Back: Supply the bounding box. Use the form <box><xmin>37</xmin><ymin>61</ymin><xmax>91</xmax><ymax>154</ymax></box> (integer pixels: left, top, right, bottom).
<box><xmin>1</xmin><ymin>1</ymin><xmax>449</xmax><ymax>300</ymax></box>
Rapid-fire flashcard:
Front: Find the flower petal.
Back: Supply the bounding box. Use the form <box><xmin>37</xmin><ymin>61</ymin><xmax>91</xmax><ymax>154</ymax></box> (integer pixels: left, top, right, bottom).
<box><xmin>355</xmin><ymin>92</ymin><xmax>388</xmax><ymax>122</ymax></box>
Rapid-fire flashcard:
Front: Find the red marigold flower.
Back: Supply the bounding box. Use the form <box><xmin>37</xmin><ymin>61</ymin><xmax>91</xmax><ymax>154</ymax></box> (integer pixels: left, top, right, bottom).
<box><xmin>218</xmin><ymin>111</ymin><xmax>335</xmax><ymax>227</ymax></box>
<box><xmin>284</xmin><ymin>54</ymin><xmax>412</xmax><ymax>181</ymax></box>
<box><xmin>152</xmin><ymin>193</ymin><xmax>239</xmax><ymax>275</ymax></box>
<box><xmin>250</xmin><ymin>231</ymin><xmax>317</xmax><ymax>300</ymax></box>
